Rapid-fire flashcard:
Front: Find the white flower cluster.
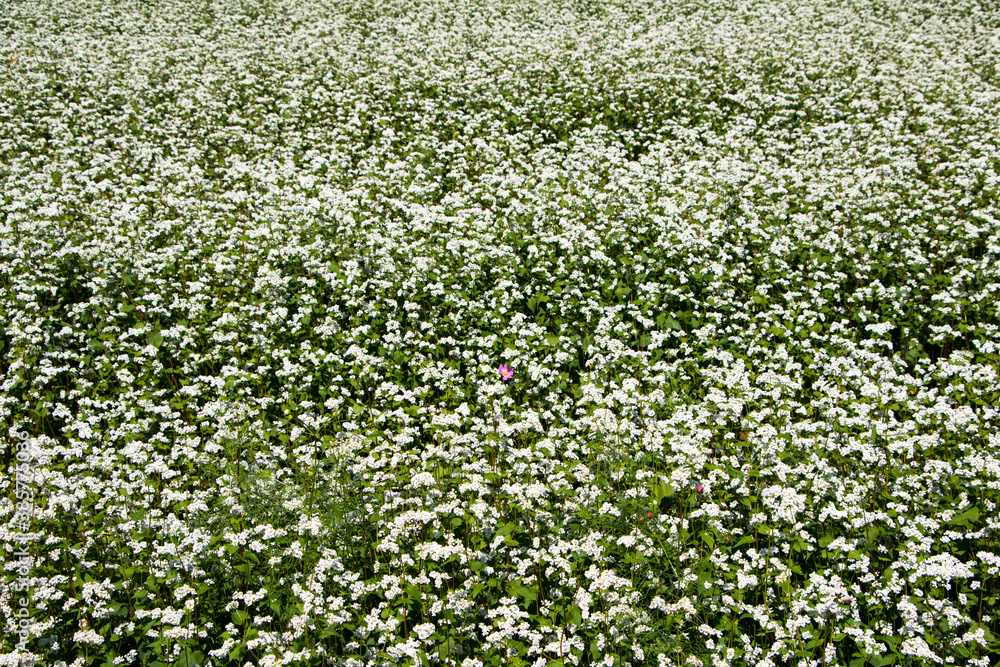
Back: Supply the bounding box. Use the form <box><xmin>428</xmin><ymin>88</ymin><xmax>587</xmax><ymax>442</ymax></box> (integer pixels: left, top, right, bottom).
<box><xmin>0</xmin><ymin>0</ymin><xmax>998</xmax><ymax>665</ymax></box>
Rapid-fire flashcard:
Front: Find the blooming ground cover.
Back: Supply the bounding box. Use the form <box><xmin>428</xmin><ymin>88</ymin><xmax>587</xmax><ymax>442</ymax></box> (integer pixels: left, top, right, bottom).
<box><xmin>2</xmin><ymin>0</ymin><xmax>1000</xmax><ymax>665</ymax></box>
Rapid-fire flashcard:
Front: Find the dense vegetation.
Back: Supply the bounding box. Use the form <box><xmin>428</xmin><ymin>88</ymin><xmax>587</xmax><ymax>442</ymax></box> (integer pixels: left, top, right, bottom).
<box><xmin>2</xmin><ymin>0</ymin><xmax>999</xmax><ymax>665</ymax></box>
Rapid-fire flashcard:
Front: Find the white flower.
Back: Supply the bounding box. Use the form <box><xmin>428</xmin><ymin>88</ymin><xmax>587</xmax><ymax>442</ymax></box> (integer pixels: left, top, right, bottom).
<box><xmin>901</xmin><ymin>636</ymin><xmax>941</xmax><ymax>663</ymax></box>
<box><xmin>409</xmin><ymin>471</ymin><xmax>437</xmax><ymax>487</ymax></box>
<box><xmin>413</xmin><ymin>622</ymin><xmax>435</xmax><ymax>640</ymax></box>
<box><xmin>72</xmin><ymin>629</ymin><xmax>105</xmax><ymax>645</ymax></box>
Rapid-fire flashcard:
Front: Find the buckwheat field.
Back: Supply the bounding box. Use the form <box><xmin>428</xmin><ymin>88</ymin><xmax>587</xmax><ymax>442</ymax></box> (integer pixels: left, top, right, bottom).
<box><xmin>2</xmin><ymin>0</ymin><xmax>999</xmax><ymax>666</ymax></box>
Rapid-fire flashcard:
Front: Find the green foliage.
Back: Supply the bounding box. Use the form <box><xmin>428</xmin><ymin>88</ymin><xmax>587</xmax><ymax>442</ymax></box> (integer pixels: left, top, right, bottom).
<box><xmin>2</xmin><ymin>0</ymin><xmax>1000</xmax><ymax>666</ymax></box>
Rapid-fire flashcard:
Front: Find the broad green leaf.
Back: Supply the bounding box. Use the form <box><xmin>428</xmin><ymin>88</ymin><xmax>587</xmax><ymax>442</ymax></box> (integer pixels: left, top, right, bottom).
<box><xmin>172</xmin><ymin>651</ymin><xmax>205</xmax><ymax>667</ymax></box>
<box><xmin>146</xmin><ymin>327</ymin><xmax>163</xmax><ymax>348</ymax></box>
<box><xmin>511</xmin><ymin>582</ymin><xmax>536</xmax><ymax>601</ymax></box>
<box><xmin>496</xmin><ymin>522</ymin><xmax>516</xmax><ymax>536</ymax></box>
<box><xmin>949</xmin><ymin>506</ymin><xmax>980</xmax><ymax>527</ymax></box>
<box><xmin>651</xmin><ymin>482</ymin><xmax>674</xmax><ymax>501</ymax></box>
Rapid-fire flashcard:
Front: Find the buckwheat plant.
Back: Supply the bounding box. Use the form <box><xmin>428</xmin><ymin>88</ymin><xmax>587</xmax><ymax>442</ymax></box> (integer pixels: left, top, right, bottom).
<box><xmin>2</xmin><ymin>0</ymin><xmax>999</xmax><ymax>666</ymax></box>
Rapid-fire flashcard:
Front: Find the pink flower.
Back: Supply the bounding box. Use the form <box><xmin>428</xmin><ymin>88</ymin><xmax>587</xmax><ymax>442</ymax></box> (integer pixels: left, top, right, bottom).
<box><xmin>647</xmin><ymin>512</ymin><xmax>653</xmax><ymax>519</ymax></box>
<box><xmin>696</xmin><ymin>485</ymin><xmax>704</xmax><ymax>493</ymax></box>
<box><xmin>498</xmin><ymin>364</ymin><xmax>513</xmax><ymax>382</ymax></box>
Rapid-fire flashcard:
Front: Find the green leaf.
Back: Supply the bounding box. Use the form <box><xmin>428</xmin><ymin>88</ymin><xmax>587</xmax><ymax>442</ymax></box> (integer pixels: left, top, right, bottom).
<box><xmin>496</xmin><ymin>522</ymin><xmax>516</xmax><ymax>537</ymax></box>
<box><xmin>510</xmin><ymin>582</ymin><xmax>536</xmax><ymax>602</ymax></box>
<box><xmin>949</xmin><ymin>506</ymin><xmax>980</xmax><ymax>527</ymax></box>
<box><xmin>146</xmin><ymin>327</ymin><xmax>163</xmax><ymax>349</ymax></box>
<box><xmin>652</xmin><ymin>482</ymin><xmax>672</xmax><ymax>502</ymax></box>
<box><xmin>171</xmin><ymin>650</ymin><xmax>205</xmax><ymax>667</ymax></box>
<box><xmin>405</xmin><ymin>583</ymin><xmax>423</xmax><ymax>603</ymax></box>
<box><xmin>232</xmin><ymin>609</ymin><xmax>248</xmax><ymax>625</ymax></box>
<box><xmin>624</xmin><ymin>551</ymin><xmax>647</xmax><ymax>564</ymax></box>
